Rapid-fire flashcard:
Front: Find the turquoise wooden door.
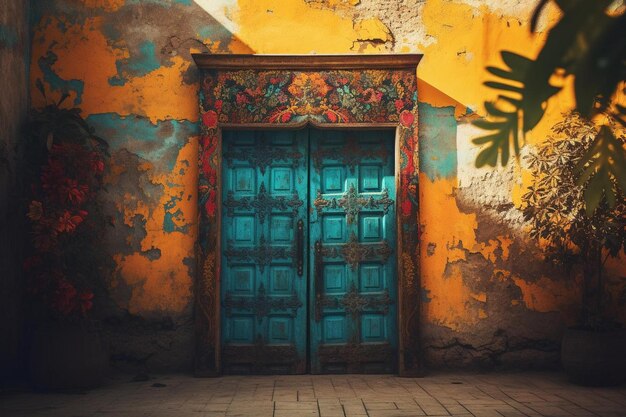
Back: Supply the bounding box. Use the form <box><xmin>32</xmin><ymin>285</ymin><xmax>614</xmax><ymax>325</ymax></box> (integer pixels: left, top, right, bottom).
<box><xmin>221</xmin><ymin>129</ymin><xmax>396</xmax><ymax>374</ymax></box>
<box><xmin>221</xmin><ymin>130</ymin><xmax>308</xmax><ymax>374</ymax></box>
<box><xmin>309</xmin><ymin>130</ymin><xmax>397</xmax><ymax>374</ymax></box>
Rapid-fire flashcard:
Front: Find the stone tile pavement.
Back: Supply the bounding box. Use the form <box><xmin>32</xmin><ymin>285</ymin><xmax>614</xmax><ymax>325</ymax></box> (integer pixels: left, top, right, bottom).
<box><xmin>1</xmin><ymin>372</ymin><xmax>625</xmax><ymax>417</ymax></box>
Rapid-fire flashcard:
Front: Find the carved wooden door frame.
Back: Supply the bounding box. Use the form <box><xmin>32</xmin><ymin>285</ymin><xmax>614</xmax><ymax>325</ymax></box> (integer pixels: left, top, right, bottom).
<box><xmin>192</xmin><ymin>54</ymin><xmax>423</xmax><ymax>377</ymax></box>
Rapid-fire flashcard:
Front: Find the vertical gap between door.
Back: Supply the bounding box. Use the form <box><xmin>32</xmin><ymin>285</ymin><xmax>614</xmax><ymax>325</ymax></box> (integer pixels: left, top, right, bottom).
<box><xmin>305</xmin><ymin>127</ymin><xmax>311</xmax><ymax>374</ymax></box>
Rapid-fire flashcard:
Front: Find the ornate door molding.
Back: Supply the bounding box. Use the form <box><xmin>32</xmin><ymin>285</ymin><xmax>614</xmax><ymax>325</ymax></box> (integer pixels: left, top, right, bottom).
<box><xmin>193</xmin><ymin>54</ymin><xmax>423</xmax><ymax>377</ymax></box>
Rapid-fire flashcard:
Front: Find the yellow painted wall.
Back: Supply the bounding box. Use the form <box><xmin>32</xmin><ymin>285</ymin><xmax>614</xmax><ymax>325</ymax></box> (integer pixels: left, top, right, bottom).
<box><xmin>30</xmin><ymin>0</ymin><xmax>625</xmax><ymax>368</ymax></box>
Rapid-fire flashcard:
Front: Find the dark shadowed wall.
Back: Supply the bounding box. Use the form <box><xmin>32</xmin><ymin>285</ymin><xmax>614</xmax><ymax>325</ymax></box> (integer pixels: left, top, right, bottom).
<box><xmin>0</xmin><ymin>0</ymin><xmax>30</xmax><ymax>381</ymax></box>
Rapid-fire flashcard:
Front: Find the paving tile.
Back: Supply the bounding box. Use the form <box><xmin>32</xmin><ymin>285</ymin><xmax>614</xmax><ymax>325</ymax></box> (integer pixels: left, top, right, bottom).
<box><xmin>318</xmin><ymin>404</ymin><xmax>345</xmax><ymax>413</ymax></box>
<box><xmin>275</xmin><ymin>401</ymin><xmax>319</xmax><ymax>410</ymax></box>
<box><xmin>274</xmin><ymin>411</ymin><xmax>319</xmax><ymax>417</ymax></box>
<box><xmin>414</xmin><ymin>401</ymin><xmax>449</xmax><ymax>416</ymax></box>
<box><xmin>364</xmin><ymin>401</ymin><xmax>398</xmax><ymax>410</ymax></box>
<box><xmin>442</xmin><ymin>403</ymin><xmax>468</xmax><ymax>415</ymax></box>
<box><xmin>394</xmin><ymin>401</ymin><xmax>424</xmax><ymax>412</ymax></box>
<box><xmin>203</xmin><ymin>404</ymin><xmax>230</xmax><ymax>412</ymax></box>
<box><xmin>2</xmin><ymin>372</ymin><xmax>626</xmax><ymax>417</ymax></box>
<box><xmin>367</xmin><ymin>411</ymin><xmax>429</xmax><ymax>417</ymax></box>
<box><xmin>342</xmin><ymin>404</ymin><xmax>368</xmax><ymax>415</ymax></box>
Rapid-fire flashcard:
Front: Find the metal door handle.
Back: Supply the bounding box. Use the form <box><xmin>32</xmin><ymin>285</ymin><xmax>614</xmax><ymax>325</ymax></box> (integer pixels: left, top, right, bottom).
<box><xmin>314</xmin><ymin>240</ymin><xmax>323</xmax><ymax>322</ymax></box>
<box><xmin>296</xmin><ymin>220</ymin><xmax>304</xmax><ymax>276</ymax></box>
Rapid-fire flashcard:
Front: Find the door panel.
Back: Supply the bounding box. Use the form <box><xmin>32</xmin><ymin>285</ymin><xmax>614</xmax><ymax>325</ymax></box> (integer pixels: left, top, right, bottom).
<box><xmin>221</xmin><ymin>128</ymin><xmax>397</xmax><ymax>374</ymax></box>
<box><xmin>309</xmin><ymin>130</ymin><xmax>397</xmax><ymax>374</ymax></box>
<box><xmin>221</xmin><ymin>130</ymin><xmax>308</xmax><ymax>374</ymax></box>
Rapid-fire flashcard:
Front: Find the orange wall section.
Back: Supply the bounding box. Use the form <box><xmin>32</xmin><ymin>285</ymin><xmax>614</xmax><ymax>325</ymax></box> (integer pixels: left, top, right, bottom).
<box><xmin>29</xmin><ymin>0</ymin><xmax>625</xmax><ymax>369</ymax></box>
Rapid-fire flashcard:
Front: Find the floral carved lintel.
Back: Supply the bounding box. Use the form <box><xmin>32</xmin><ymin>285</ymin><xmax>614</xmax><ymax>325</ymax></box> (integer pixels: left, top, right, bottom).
<box><xmin>200</xmin><ymin>70</ymin><xmax>417</xmax><ymax>126</ymax></box>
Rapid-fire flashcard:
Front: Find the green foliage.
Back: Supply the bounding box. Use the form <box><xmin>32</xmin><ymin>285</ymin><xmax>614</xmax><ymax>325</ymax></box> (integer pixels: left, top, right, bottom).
<box><xmin>521</xmin><ymin>113</ymin><xmax>626</xmax><ymax>323</ymax></box>
<box><xmin>474</xmin><ymin>0</ymin><xmax>626</xmax><ymax>213</ymax></box>
<box><xmin>23</xmin><ymin>85</ymin><xmax>110</xmax><ymax>320</ymax></box>
<box><xmin>25</xmin><ymin>89</ymin><xmax>109</xmax><ymax>181</ymax></box>
<box><xmin>522</xmin><ymin>113</ymin><xmax>625</xmax><ymax>256</ymax></box>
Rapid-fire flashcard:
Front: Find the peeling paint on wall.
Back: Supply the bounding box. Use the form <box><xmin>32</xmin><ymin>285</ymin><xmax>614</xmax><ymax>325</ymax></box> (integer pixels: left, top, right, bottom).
<box><xmin>29</xmin><ymin>0</ymin><xmax>625</xmax><ymax>372</ymax></box>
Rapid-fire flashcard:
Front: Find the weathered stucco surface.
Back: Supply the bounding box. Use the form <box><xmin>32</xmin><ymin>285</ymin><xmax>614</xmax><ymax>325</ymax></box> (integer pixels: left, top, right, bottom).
<box><xmin>29</xmin><ymin>0</ymin><xmax>625</xmax><ymax>372</ymax></box>
<box><xmin>1</xmin><ymin>0</ymin><xmax>29</xmax><ymax>379</ymax></box>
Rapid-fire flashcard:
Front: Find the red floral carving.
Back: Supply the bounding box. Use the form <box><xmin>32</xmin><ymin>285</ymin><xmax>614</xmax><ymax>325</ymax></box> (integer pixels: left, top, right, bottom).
<box><xmin>400</xmin><ymin>110</ymin><xmax>414</xmax><ymax>127</ymax></box>
<box><xmin>202</xmin><ymin>110</ymin><xmax>218</xmax><ymax>129</ymax></box>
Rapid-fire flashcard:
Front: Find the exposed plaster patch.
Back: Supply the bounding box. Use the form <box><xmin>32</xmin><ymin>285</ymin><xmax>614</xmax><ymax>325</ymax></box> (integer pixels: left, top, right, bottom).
<box><xmin>460</xmin><ymin>0</ymin><xmax>535</xmax><ymax>17</ymax></box>
<box><xmin>193</xmin><ymin>0</ymin><xmax>239</xmax><ymax>34</ymax></box>
<box><xmin>351</xmin><ymin>18</ymin><xmax>395</xmax><ymax>51</ymax></box>
<box><xmin>356</xmin><ymin>0</ymin><xmax>432</xmax><ymax>50</ymax></box>
<box><xmin>305</xmin><ymin>0</ymin><xmax>361</xmax><ymax>10</ymax></box>
<box><xmin>459</xmin><ymin>0</ymin><xmax>556</xmax><ymax>31</ymax></box>
<box><xmin>455</xmin><ymin>122</ymin><xmax>526</xmax><ymax>234</ymax></box>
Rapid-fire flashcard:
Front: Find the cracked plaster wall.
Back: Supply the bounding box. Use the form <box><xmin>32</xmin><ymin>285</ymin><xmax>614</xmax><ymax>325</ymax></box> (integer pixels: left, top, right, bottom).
<box><xmin>29</xmin><ymin>0</ymin><xmax>626</xmax><ymax>372</ymax></box>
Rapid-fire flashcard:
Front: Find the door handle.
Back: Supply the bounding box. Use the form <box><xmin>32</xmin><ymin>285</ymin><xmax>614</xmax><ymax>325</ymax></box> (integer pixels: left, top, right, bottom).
<box><xmin>314</xmin><ymin>240</ymin><xmax>323</xmax><ymax>322</ymax></box>
<box><xmin>296</xmin><ymin>219</ymin><xmax>304</xmax><ymax>276</ymax></box>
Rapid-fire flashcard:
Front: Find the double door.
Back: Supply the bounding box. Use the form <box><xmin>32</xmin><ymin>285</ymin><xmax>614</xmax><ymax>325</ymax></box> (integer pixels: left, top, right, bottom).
<box><xmin>221</xmin><ymin>129</ymin><xmax>397</xmax><ymax>374</ymax></box>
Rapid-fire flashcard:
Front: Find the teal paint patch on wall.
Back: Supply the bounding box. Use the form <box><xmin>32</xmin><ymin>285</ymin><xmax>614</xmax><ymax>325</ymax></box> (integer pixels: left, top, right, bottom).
<box><xmin>86</xmin><ymin>113</ymin><xmax>198</xmax><ymax>171</ymax></box>
<box><xmin>418</xmin><ymin>103</ymin><xmax>457</xmax><ymax>181</ymax></box>
<box><xmin>198</xmin><ymin>25</ymin><xmax>214</xmax><ymax>39</ymax></box>
<box><xmin>110</xmin><ymin>41</ymin><xmax>161</xmax><ymax>86</ymax></box>
<box><xmin>141</xmin><ymin>247</ymin><xmax>162</xmax><ymax>260</ymax></box>
<box><xmin>422</xmin><ymin>287</ymin><xmax>432</xmax><ymax>303</ymax></box>
<box><xmin>183</xmin><ymin>257</ymin><xmax>196</xmax><ymax>278</ymax></box>
<box><xmin>163</xmin><ymin>194</ymin><xmax>189</xmax><ymax>233</ymax></box>
<box><xmin>38</xmin><ymin>51</ymin><xmax>85</xmax><ymax>105</ymax></box>
<box><xmin>0</xmin><ymin>24</ymin><xmax>18</xmax><ymax>48</ymax></box>
<box><xmin>126</xmin><ymin>41</ymin><xmax>160</xmax><ymax>75</ymax></box>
